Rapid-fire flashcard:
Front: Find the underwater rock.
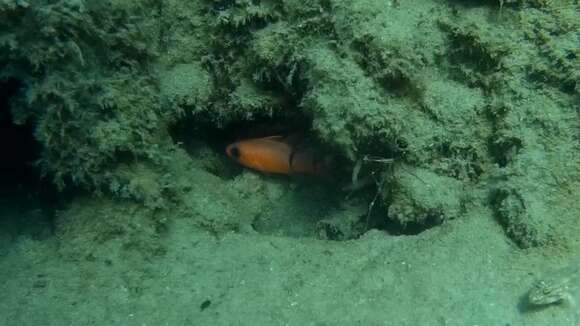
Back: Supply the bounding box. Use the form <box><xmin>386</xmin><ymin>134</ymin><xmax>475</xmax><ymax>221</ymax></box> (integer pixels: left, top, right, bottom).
<box><xmin>387</xmin><ymin>167</ymin><xmax>466</xmax><ymax>227</ymax></box>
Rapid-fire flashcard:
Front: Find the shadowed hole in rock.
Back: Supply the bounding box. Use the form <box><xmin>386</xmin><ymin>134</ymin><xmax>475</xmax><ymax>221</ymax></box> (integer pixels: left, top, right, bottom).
<box><xmin>168</xmin><ymin>92</ymin><xmax>441</xmax><ymax>239</ymax></box>
<box><xmin>169</xmin><ymin>111</ymin><xmax>370</xmax><ymax>240</ymax></box>
<box><xmin>0</xmin><ymin>78</ymin><xmax>59</xmax><ymax>241</ymax></box>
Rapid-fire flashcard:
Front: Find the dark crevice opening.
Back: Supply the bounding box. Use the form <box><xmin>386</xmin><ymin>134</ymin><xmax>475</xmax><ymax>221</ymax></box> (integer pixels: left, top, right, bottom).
<box><xmin>353</xmin><ymin>191</ymin><xmax>443</xmax><ymax>237</ymax></box>
<box><xmin>170</xmin><ymin>105</ymin><xmax>442</xmax><ymax>238</ymax></box>
<box><xmin>0</xmin><ymin>79</ymin><xmax>39</xmax><ymax>192</ymax></box>
<box><xmin>0</xmin><ymin>78</ymin><xmax>58</xmax><ymax>242</ymax></box>
<box><xmin>168</xmin><ymin>70</ymin><xmax>435</xmax><ymax>239</ymax></box>
<box><xmin>374</xmin><ymin>212</ymin><xmax>443</xmax><ymax>236</ymax></box>
<box><xmin>169</xmin><ymin>107</ymin><xmax>323</xmax><ymax>179</ymax></box>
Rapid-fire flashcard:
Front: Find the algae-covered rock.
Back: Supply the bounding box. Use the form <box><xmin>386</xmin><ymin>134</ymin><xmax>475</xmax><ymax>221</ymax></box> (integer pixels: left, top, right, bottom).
<box><xmin>387</xmin><ymin>167</ymin><xmax>466</xmax><ymax>226</ymax></box>
<box><xmin>56</xmin><ymin>197</ymin><xmax>168</xmax><ymax>261</ymax></box>
<box><xmin>302</xmin><ymin>44</ymin><xmax>393</xmax><ymax>161</ymax></box>
<box><xmin>159</xmin><ymin>63</ymin><xmax>212</xmax><ymax>113</ymax></box>
<box><xmin>490</xmin><ymin>143</ymin><xmax>580</xmax><ymax>249</ymax></box>
<box><xmin>0</xmin><ymin>0</ymin><xmax>218</xmax><ymax>206</ymax></box>
<box><xmin>1</xmin><ymin>0</ymin><xmax>578</xmax><ymax>247</ymax></box>
<box><xmin>492</xmin><ymin>186</ymin><xmax>554</xmax><ymax>248</ymax></box>
<box><xmin>0</xmin><ymin>0</ymin><xmax>167</xmax><ymax>191</ymax></box>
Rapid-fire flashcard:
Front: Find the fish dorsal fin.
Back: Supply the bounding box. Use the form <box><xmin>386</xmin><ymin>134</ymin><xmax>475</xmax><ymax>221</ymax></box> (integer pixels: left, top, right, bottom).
<box><xmin>260</xmin><ymin>135</ymin><xmax>285</xmax><ymax>141</ymax></box>
<box><xmin>281</xmin><ymin>133</ymin><xmax>305</xmax><ymax>147</ymax></box>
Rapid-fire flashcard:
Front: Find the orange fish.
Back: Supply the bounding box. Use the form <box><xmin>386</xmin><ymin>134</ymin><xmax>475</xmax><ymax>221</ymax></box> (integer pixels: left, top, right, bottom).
<box><xmin>225</xmin><ymin>135</ymin><xmax>330</xmax><ymax>176</ymax></box>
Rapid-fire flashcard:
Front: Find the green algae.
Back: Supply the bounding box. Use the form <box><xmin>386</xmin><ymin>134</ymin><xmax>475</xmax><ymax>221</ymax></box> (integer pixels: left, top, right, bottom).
<box><xmin>0</xmin><ymin>1</ymin><xmax>580</xmax><ymax>323</ymax></box>
<box><xmin>2</xmin><ymin>0</ymin><xmax>578</xmax><ymax>244</ymax></box>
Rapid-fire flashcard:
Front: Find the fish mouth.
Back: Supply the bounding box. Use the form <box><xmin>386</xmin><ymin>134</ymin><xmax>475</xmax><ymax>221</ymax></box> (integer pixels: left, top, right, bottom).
<box><xmin>225</xmin><ymin>143</ymin><xmax>240</xmax><ymax>159</ymax></box>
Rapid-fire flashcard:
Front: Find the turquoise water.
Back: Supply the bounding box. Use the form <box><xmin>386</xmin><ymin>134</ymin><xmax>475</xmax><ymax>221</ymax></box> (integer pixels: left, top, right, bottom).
<box><xmin>1</xmin><ymin>1</ymin><xmax>579</xmax><ymax>325</ymax></box>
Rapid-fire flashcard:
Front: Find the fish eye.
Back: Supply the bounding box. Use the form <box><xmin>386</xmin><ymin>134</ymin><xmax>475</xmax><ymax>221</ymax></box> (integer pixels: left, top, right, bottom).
<box><xmin>230</xmin><ymin>146</ymin><xmax>240</xmax><ymax>158</ymax></box>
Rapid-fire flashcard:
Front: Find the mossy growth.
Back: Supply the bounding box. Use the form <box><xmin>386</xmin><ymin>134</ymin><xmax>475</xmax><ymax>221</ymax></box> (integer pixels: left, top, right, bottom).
<box><xmin>1</xmin><ymin>0</ymin><xmax>578</xmax><ymax>244</ymax></box>
<box><xmin>0</xmin><ymin>0</ymin><xmax>213</xmax><ymax>207</ymax></box>
<box><xmin>56</xmin><ymin>196</ymin><xmax>168</xmax><ymax>261</ymax></box>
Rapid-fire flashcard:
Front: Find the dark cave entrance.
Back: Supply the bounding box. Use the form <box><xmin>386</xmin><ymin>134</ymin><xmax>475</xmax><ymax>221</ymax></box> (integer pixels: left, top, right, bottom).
<box><xmin>0</xmin><ymin>78</ymin><xmax>40</xmax><ymax>194</ymax></box>
<box><xmin>169</xmin><ymin>110</ymin><xmax>438</xmax><ymax>240</ymax></box>
<box><xmin>169</xmin><ymin>109</ymin><xmax>364</xmax><ymax>240</ymax></box>
<box><xmin>168</xmin><ymin>109</ymin><xmax>324</xmax><ymax>180</ymax></box>
<box><xmin>0</xmin><ymin>78</ymin><xmax>56</xmax><ymax>242</ymax></box>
